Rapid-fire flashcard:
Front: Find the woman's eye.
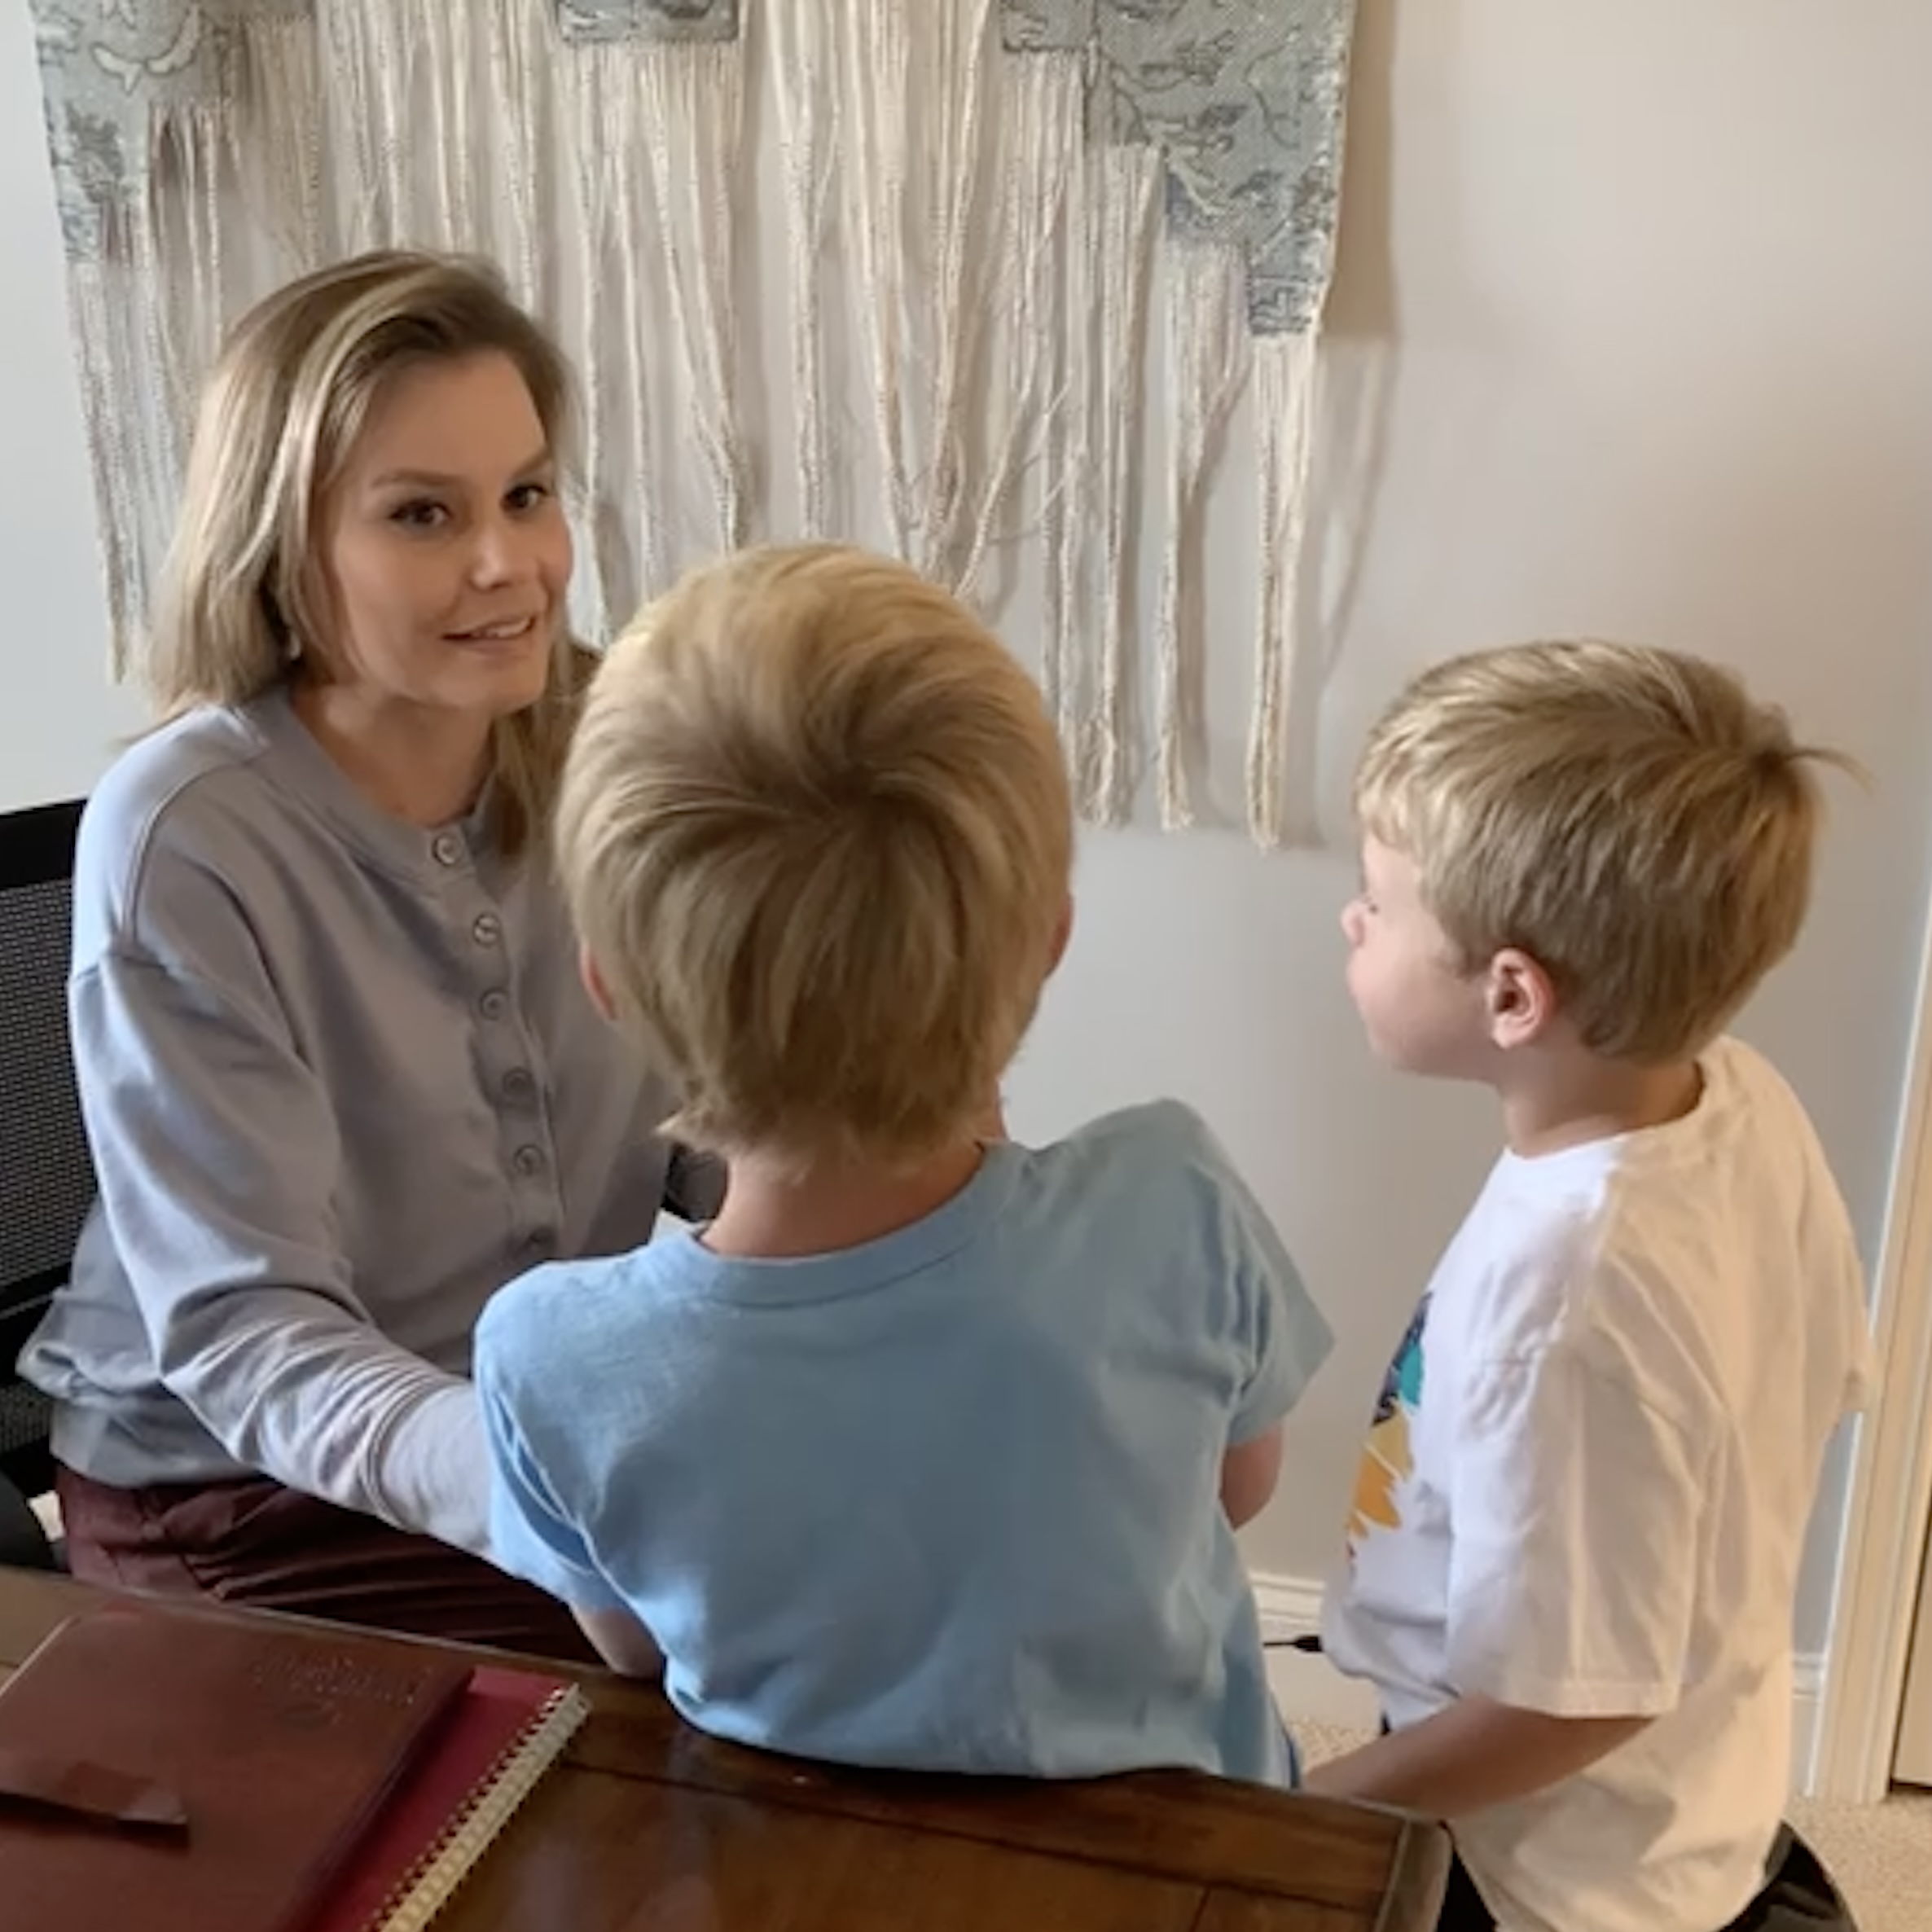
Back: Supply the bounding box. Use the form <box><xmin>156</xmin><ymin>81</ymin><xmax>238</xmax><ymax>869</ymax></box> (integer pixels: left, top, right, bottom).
<box><xmin>507</xmin><ymin>481</ymin><xmax>553</xmax><ymax>513</ymax></box>
<box><xmin>390</xmin><ymin>500</ymin><xmax>449</xmax><ymax>531</ymax></box>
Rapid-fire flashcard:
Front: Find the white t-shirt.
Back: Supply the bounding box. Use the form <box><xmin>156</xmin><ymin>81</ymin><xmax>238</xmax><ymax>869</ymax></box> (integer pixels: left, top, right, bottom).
<box><xmin>1322</xmin><ymin>1038</ymin><xmax>1875</xmax><ymax>1932</ymax></box>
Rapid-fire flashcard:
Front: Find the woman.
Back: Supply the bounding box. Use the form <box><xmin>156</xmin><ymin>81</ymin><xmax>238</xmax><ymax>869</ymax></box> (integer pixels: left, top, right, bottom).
<box><xmin>23</xmin><ymin>250</ymin><xmax>709</xmax><ymax>1660</ymax></box>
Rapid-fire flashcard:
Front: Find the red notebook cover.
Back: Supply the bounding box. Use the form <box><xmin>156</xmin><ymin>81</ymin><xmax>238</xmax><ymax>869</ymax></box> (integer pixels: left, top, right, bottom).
<box><xmin>0</xmin><ymin>1603</ymin><xmax>581</xmax><ymax>1932</ymax></box>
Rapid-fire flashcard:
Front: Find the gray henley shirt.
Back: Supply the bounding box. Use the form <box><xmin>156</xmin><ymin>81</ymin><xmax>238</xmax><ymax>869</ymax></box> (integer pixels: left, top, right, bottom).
<box><xmin>22</xmin><ymin>686</ymin><xmax>691</xmax><ymax>1557</ymax></box>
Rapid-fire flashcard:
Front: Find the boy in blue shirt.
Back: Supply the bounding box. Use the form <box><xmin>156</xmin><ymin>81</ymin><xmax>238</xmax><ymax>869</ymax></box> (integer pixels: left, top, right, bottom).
<box><xmin>475</xmin><ymin>543</ymin><xmax>1333</xmax><ymax>1783</ymax></box>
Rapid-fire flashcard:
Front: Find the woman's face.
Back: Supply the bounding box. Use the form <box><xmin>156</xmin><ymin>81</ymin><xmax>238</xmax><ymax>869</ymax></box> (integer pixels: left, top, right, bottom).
<box><xmin>311</xmin><ymin>350</ymin><xmax>571</xmax><ymax>727</ymax></box>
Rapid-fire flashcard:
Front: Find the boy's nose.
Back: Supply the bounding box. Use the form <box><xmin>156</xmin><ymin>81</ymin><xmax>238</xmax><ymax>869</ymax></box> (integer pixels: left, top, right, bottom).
<box><xmin>1340</xmin><ymin>900</ymin><xmax>1363</xmax><ymax>946</ymax></box>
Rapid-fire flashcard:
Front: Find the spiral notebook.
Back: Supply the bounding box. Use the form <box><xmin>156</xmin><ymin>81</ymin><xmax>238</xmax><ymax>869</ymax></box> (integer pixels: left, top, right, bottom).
<box><xmin>0</xmin><ymin>1600</ymin><xmax>591</xmax><ymax>1932</ymax></box>
<box><xmin>313</xmin><ymin>1662</ymin><xmax>588</xmax><ymax>1932</ymax></box>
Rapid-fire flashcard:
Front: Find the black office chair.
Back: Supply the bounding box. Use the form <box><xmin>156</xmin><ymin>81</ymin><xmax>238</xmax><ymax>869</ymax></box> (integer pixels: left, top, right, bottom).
<box><xmin>0</xmin><ymin>798</ymin><xmax>90</xmax><ymax>1570</ymax></box>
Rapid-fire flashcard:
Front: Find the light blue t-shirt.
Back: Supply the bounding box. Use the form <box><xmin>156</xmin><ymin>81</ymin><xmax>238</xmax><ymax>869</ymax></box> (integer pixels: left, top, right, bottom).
<box><xmin>476</xmin><ymin>1100</ymin><xmax>1332</xmax><ymax>1785</ymax></box>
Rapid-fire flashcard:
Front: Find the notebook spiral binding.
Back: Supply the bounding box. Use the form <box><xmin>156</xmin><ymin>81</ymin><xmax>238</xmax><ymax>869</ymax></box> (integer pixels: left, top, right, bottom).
<box><xmin>358</xmin><ymin>1683</ymin><xmax>593</xmax><ymax>1932</ymax></box>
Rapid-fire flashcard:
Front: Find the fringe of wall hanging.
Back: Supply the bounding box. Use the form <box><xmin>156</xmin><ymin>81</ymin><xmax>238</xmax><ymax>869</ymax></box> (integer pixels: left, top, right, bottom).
<box><xmin>29</xmin><ymin>0</ymin><xmax>749</xmax><ymax>658</ymax></box>
<box><xmin>30</xmin><ymin>1</ymin><xmax>321</xmax><ymax>665</ymax></box>
<box><xmin>767</xmin><ymin>1</ymin><xmax>1355</xmax><ymax>840</ymax></box>
<box><xmin>33</xmin><ymin>0</ymin><xmax>1355</xmax><ymax>847</ymax></box>
<box><xmin>992</xmin><ymin>1</ymin><xmax>1357</xmax><ymax>845</ymax></box>
<box><xmin>1157</xmin><ymin>241</ymin><xmax>1249</xmax><ymax>833</ymax></box>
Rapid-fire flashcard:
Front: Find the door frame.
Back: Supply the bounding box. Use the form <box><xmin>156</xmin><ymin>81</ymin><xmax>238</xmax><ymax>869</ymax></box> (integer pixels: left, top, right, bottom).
<box><xmin>1811</xmin><ymin>910</ymin><xmax>1932</xmax><ymax>1802</ymax></box>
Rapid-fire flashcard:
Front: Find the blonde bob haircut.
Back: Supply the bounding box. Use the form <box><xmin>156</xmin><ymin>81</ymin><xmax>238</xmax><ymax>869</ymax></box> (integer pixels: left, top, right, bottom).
<box><xmin>558</xmin><ymin>544</ymin><xmax>1074</xmax><ymax>1168</ymax></box>
<box><xmin>146</xmin><ymin>248</ymin><xmax>586</xmax><ymax>857</ymax></box>
<box><xmin>1355</xmin><ymin>639</ymin><xmax>1856</xmax><ymax>1063</ymax></box>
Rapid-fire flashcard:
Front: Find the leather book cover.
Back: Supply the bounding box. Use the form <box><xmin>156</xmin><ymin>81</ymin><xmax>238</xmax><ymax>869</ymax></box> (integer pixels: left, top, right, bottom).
<box><xmin>0</xmin><ymin>1602</ymin><xmax>472</xmax><ymax>1932</ymax></box>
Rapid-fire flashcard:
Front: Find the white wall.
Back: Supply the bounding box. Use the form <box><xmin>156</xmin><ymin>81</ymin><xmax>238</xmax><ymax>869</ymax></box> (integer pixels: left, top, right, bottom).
<box><xmin>4</xmin><ymin>2</ymin><xmax>1929</xmax><ymax>1649</ymax></box>
<box><xmin>0</xmin><ymin>5</ymin><xmax>142</xmax><ymax>798</ymax></box>
<box><xmin>1010</xmin><ymin>0</ymin><xmax>1932</xmax><ymax>1636</ymax></box>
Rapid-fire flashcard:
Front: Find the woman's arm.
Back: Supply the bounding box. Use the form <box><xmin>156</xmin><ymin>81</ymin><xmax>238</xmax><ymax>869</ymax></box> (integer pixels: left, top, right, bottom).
<box><xmin>72</xmin><ymin>948</ymin><xmax>494</xmax><ymax>1554</ymax></box>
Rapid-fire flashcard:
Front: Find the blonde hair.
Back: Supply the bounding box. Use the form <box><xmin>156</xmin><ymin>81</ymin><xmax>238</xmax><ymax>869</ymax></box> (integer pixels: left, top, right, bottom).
<box><xmin>1355</xmin><ymin>640</ymin><xmax>1857</xmax><ymax>1061</ymax></box>
<box><xmin>558</xmin><ymin>544</ymin><xmax>1074</xmax><ymax>1166</ymax></box>
<box><xmin>147</xmin><ymin>248</ymin><xmax>586</xmax><ymax>858</ymax></box>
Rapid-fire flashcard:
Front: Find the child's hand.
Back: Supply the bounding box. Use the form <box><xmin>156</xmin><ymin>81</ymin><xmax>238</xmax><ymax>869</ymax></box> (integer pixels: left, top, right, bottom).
<box><xmin>1302</xmin><ymin>1696</ymin><xmax>1653</xmax><ymax>1818</ymax></box>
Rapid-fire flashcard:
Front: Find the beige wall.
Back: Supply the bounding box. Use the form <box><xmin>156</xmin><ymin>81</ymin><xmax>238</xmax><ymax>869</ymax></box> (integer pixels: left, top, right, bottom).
<box><xmin>1003</xmin><ymin>0</ymin><xmax>1932</xmax><ymax>1629</ymax></box>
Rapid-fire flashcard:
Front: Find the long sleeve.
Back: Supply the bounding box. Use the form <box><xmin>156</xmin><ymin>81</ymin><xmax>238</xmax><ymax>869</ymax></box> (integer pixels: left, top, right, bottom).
<box><xmin>71</xmin><ymin>949</ymin><xmax>495</xmax><ymax>1553</ymax></box>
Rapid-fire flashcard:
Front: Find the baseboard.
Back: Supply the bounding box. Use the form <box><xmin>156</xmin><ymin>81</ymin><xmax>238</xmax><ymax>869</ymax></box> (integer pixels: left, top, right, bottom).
<box><xmin>1252</xmin><ymin>1570</ymin><xmax>1324</xmax><ymax>1647</ymax></box>
<box><xmin>1252</xmin><ymin>1570</ymin><xmax>1829</xmax><ymax>1793</ymax></box>
<box><xmin>1250</xmin><ymin>1570</ymin><xmax>1381</xmax><ymax>1731</ymax></box>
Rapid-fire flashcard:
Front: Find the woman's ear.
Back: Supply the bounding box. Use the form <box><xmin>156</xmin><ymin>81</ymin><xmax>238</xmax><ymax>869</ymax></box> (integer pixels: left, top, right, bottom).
<box><xmin>580</xmin><ymin>944</ymin><xmax>617</xmax><ymax>1023</ymax></box>
<box><xmin>1484</xmin><ymin>946</ymin><xmax>1561</xmax><ymax>1052</ymax></box>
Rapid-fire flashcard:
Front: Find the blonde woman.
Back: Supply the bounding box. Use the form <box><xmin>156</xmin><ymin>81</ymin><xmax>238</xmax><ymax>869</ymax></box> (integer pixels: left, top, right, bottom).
<box><xmin>23</xmin><ymin>252</ymin><xmax>708</xmax><ymax>1659</ymax></box>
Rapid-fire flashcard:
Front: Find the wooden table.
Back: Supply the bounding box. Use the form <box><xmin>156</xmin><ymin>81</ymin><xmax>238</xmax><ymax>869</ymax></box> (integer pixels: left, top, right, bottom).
<box><xmin>0</xmin><ymin>1569</ymin><xmax>1447</xmax><ymax>1930</ymax></box>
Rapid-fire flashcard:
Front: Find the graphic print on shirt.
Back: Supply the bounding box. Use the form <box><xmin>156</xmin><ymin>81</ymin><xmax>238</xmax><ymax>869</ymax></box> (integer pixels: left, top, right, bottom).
<box><xmin>1347</xmin><ymin>1297</ymin><xmax>1429</xmax><ymax>1553</ymax></box>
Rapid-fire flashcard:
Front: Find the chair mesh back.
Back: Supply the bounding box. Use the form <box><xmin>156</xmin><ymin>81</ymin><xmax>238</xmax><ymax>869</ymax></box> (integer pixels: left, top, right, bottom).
<box><xmin>0</xmin><ymin>802</ymin><xmax>90</xmax><ymax>1474</ymax></box>
<box><xmin>0</xmin><ymin>872</ymin><xmax>90</xmax><ymax>1289</ymax></box>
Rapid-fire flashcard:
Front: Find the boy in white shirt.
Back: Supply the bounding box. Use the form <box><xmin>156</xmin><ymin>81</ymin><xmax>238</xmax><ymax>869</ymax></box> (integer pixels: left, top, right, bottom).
<box><xmin>1308</xmin><ymin>641</ymin><xmax>1874</xmax><ymax>1932</ymax></box>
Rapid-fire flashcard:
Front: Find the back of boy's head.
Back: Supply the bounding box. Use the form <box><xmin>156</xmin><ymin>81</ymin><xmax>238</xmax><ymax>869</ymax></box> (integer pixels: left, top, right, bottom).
<box><xmin>1355</xmin><ymin>640</ymin><xmax>1855</xmax><ymax>1062</ymax></box>
<box><xmin>557</xmin><ymin>543</ymin><xmax>1074</xmax><ymax>1167</ymax></box>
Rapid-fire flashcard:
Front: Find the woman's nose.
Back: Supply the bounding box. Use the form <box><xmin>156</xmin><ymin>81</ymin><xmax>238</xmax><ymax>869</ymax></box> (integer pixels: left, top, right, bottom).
<box><xmin>469</xmin><ymin>516</ymin><xmax>529</xmax><ymax>587</ymax></box>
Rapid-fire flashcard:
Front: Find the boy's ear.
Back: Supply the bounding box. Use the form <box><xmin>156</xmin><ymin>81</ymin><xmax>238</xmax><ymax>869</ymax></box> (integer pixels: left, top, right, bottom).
<box><xmin>1483</xmin><ymin>946</ymin><xmax>1560</xmax><ymax>1051</ymax></box>
<box><xmin>1047</xmin><ymin>894</ymin><xmax>1075</xmax><ymax>976</ymax></box>
<box><xmin>580</xmin><ymin>944</ymin><xmax>618</xmax><ymax>1023</ymax></box>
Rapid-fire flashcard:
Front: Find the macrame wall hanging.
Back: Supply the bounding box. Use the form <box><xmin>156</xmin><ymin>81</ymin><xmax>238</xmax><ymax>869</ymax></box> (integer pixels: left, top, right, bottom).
<box><xmin>31</xmin><ymin>0</ymin><xmax>1356</xmax><ymax>845</ymax></box>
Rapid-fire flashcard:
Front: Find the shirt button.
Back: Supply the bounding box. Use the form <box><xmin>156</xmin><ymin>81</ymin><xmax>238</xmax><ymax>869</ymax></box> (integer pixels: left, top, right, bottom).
<box><xmin>431</xmin><ymin>832</ymin><xmax>463</xmax><ymax>867</ymax></box>
<box><xmin>472</xmin><ymin>911</ymin><xmax>503</xmax><ymax>947</ymax></box>
<box><xmin>513</xmin><ymin>1144</ymin><xmax>546</xmax><ymax>1178</ymax></box>
<box><xmin>479</xmin><ymin>989</ymin><xmax>509</xmax><ymax>1021</ymax></box>
<box><xmin>503</xmin><ymin>1067</ymin><xmax>535</xmax><ymax>1102</ymax></box>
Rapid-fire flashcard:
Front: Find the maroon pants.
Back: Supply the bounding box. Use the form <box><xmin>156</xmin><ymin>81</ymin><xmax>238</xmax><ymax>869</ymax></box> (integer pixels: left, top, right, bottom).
<box><xmin>55</xmin><ymin>1464</ymin><xmax>600</xmax><ymax>1666</ymax></box>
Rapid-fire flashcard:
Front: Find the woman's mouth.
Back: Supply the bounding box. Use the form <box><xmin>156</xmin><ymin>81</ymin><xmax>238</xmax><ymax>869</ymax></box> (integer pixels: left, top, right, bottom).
<box><xmin>447</xmin><ymin>617</ymin><xmax>540</xmax><ymax>644</ymax></box>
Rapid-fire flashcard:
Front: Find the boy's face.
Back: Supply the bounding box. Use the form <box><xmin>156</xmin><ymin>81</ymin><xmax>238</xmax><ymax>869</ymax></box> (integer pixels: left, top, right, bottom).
<box><xmin>1341</xmin><ymin>837</ymin><xmax>1493</xmax><ymax>1079</ymax></box>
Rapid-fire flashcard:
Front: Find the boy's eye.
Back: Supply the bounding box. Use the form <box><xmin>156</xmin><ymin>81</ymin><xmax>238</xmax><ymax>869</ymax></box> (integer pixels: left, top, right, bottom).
<box><xmin>390</xmin><ymin>500</ymin><xmax>449</xmax><ymax>531</ymax></box>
